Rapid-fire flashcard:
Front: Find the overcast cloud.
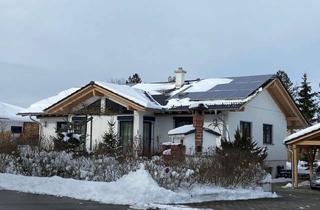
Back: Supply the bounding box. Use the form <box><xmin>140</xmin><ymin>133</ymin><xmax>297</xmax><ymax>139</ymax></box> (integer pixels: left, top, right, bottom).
<box><xmin>0</xmin><ymin>0</ymin><xmax>319</xmax><ymax>107</ymax></box>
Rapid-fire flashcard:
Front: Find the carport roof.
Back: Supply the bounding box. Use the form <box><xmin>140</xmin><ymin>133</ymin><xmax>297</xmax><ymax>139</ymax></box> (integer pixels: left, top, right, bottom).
<box><xmin>284</xmin><ymin>123</ymin><xmax>320</xmax><ymax>144</ymax></box>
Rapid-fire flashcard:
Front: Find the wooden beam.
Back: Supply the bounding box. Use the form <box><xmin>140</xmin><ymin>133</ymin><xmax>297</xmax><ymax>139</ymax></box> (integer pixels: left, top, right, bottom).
<box><xmin>296</xmin><ymin>140</ymin><xmax>320</xmax><ymax>146</ymax></box>
<box><xmin>292</xmin><ymin>145</ymin><xmax>299</xmax><ymax>188</ymax></box>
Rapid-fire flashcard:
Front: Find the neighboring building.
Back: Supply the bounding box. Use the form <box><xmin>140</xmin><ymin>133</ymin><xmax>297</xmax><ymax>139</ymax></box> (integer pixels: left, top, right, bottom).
<box><xmin>0</xmin><ymin>102</ymin><xmax>34</xmax><ymax>140</ymax></box>
<box><xmin>19</xmin><ymin>69</ymin><xmax>308</xmax><ymax>176</ymax></box>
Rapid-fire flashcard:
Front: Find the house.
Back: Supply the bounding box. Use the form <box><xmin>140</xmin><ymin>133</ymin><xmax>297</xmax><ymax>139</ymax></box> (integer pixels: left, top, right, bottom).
<box><xmin>19</xmin><ymin>68</ymin><xmax>308</xmax><ymax>176</ymax></box>
<box><xmin>0</xmin><ymin>101</ymin><xmax>35</xmax><ymax>140</ymax></box>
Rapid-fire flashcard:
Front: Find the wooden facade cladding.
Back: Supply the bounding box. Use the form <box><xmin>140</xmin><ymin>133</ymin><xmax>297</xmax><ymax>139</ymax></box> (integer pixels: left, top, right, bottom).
<box><xmin>45</xmin><ymin>83</ymin><xmax>149</xmax><ymax>115</ymax></box>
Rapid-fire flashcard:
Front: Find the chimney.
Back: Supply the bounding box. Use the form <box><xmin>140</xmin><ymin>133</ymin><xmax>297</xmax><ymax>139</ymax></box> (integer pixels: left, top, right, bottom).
<box><xmin>174</xmin><ymin>67</ymin><xmax>186</xmax><ymax>88</ymax></box>
<box><xmin>190</xmin><ymin>103</ymin><xmax>207</xmax><ymax>155</ymax></box>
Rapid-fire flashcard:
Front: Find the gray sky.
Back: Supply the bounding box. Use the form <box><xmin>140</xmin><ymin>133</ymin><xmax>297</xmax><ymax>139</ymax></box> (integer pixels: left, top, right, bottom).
<box><xmin>0</xmin><ymin>0</ymin><xmax>319</xmax><ymax>107</ymax></box>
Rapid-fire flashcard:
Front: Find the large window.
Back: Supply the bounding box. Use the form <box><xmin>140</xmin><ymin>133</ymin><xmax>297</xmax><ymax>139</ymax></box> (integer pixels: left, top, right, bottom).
<box><xmin>263</xmin><ymin>124</ymin><xmax>273</xmax><ymax>144</ymax></box>
<box><xmin>240</xmin><ymin>121</ymin><xmax>252</xmax><ymax>140</ymax></box>
<box><xmin>119</xmin><ymin>121</ymin><xmax>133</xmax><ymax>152</ymax></box>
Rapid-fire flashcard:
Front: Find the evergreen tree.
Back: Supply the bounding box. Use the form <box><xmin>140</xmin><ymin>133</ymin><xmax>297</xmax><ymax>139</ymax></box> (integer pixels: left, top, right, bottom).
<box><xmin>297</xmin><ymin>73</ymin><xmax>318</xmax><ymax>123</ymax></box>
<box><xmin>126</xmin><ymin>73</ymin><xmax>142</xmax><ymax>85</ymax></box>
<box><xmin>99</xmin><ymin>120</ymin><xmax>122</xmax><ymax>157</ymax></box>
<box><xmin>276</xmin><ymin>70</ymin><xmax>298</xmax><ymax>100</ymax></box>
<box><xmin>218</xmin><ymin>128</ymin><xmax>267</xmax><ymax>165</ymax></box>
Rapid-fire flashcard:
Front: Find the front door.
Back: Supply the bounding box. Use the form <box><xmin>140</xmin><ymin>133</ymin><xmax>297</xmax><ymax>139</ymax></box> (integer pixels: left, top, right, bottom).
<box><xmin>143</xmin><ymin>122</ymin><xmax>153</xmax><ymax>157</ymax></box>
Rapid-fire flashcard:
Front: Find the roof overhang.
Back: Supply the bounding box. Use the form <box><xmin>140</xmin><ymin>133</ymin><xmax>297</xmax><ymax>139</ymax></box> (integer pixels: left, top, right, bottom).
<box><xmin>264</xmin><ymin>78</ymin><xmax>309</xmax><ymax>129</ymax></box>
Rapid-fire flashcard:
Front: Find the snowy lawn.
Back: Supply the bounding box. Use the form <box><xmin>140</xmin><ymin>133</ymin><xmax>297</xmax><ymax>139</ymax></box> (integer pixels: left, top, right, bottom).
<box><xmin>0</xmin><ymin>166</ymin><xmax>277</xmax><ymax>206</ymax></box>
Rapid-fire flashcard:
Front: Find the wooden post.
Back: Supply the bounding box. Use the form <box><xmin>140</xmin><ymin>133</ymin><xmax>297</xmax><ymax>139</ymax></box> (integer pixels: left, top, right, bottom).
<box><xmin>292</xmin><ymin>145</ymin><xmax>299</xmax><ymax>188</ymax></box>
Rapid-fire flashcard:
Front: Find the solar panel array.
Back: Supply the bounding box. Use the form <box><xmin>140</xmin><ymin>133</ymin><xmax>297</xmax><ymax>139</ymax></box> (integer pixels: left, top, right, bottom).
<box><xmin>173</xmin><ymin>74</ymin><xmax>274</xmax><ymax>101</ymax></box>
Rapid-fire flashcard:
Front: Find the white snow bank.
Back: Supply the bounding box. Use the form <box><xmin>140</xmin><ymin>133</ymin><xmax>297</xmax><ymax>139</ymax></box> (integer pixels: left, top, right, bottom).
<box><xmin>19</xmin><ymin>88</ymin><xmax>80</xmax><ymax>115</ymax></box>
<box><xmin>0</xmin><ymin>101</ymin><xmax>31</xmax><ymax>122</ymax></box>
<box><xmin>0</xmin><ymin>167</ymin><xmax>276</xmax><ymax>205</ymax></box>
<box><xmin>186</xmin><ymin>78</ymin><xmax>232</xmax><ymax>93</ymax></box>
<box><xmin>284</xmin><ymin>123</ymin><xmax>320</xmax><ymax>143</ymax></box>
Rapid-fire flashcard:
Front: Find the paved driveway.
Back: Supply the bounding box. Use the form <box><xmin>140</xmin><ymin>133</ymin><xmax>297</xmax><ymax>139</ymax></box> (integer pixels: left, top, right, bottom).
<box><xmin>0</xmin><ymin>190</ymin><xmax>128</xmax><ymax>210</ymax></box>
<box><xmin>1</xmin><ymin>183</ymin><xmax>320</xmax><ymax>210</ymax></box>
<box><xmin>189</xmin><ymin>184</ymin><xmax>320</xmax><ymax>210</ymax></box>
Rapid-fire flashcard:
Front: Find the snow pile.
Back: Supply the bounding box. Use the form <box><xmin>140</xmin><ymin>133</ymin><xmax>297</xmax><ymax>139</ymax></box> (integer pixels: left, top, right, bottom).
<box><xmin>0</xmin><ymin>102</ymin><xmax>30</xmax><ymax>122</ymax></box>
<box><xmin>0</xmin><ymin>166</ymin><xmax>276</xmax><ymax>205</ymax></box>
<box><xmin>284</xmin><ymin>123</ymin><xmax>320</xmax><ymax>143</ymax></box>
<box><xmin>19</xmin><ymin>88</ymin><xmax>80</xmax><ymax>115</ymax></box>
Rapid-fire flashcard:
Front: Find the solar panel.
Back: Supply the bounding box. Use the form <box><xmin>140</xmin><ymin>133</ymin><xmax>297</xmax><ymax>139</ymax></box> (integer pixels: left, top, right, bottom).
<box><xmin>171</xmin><ymin>74</ymin><xmax>274</xmax><ymax>101</ymax></box>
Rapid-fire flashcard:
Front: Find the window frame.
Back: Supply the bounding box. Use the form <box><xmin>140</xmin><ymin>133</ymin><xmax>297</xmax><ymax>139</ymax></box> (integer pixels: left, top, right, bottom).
<box><xmin>263</xmin><ymin>124</ymin><xmax>273</xmax><ymax>145</ymax></box>
<box><xmin>240</xmin><ymin>121</ymin><xmax>252</xmax><ymax>140</ymax></box>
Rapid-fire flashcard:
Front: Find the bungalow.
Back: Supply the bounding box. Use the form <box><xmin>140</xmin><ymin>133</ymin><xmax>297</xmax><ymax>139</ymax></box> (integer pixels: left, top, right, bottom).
<box><xmin>19</xmin><ymin>69</ymin><xmax>308</xmax><ymax>176</ymax></box>
<box><xmin>0</xmin><ymin>101</ymin><xmax>34</xmax><ymax>140</ymax></box>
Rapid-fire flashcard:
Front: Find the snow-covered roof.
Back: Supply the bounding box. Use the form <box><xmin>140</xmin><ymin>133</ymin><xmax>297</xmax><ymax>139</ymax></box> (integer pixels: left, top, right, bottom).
<box><xmin>284</xmin><ymin>123</ymin><xmax>320</xmax><ymax>143</ymax></box>
<box><xmin>0</xmin><ymin>102</ymin><xmax>32</xmax><ymax>122</ymax></box>
<box><xmin>19</xmin><ymin>88</ymin><xmax>80</xmax><ymax>115</ymax></box>
<box><xmin>95</xmin><ymin>82</ymin><xmax>162</xmax><ymax>110</ymax></box>
<box><xmin>20</xmin><ymin>74</ymin><xmax>275</xmax><ymax>116</ymax></box>
<box><xmin>168</xmin><ymin>124</ymin><xmax>221</xmax><ymax>136</ymax></box>
<box><xmin>133</xmin><ymin>83</ymin><xmax>176</xmax><ymax>95</ymax></box>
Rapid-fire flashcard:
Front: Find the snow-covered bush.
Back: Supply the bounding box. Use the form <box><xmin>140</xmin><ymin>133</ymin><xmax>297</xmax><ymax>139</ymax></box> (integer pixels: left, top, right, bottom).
<box><xmin>0</xmin><ymin>146</ymin><xmax>266</xmax><ymax>190</ymax></box>
<box><xmin>0</xmin><ymin>146</ymin><xmax>141</xmax><ymax>182</ymax></box>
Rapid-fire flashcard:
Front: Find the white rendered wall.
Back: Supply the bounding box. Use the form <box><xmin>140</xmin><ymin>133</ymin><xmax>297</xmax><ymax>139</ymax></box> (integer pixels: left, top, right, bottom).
<box><xmin>172</xmin><ymin>132</ymin><xmax>219</xmax><ymax>155</ymax></box>
<box><xmin>227</xmin><ymin>90</ymin><xmax>287</xmax><ymax>162</ymax></box>
<box><xmin>86</xmin><ymin>115</ymin><xmax>118</xmax><ymax>151</ymax></box>
<box><xmin>154</xmin><ymin>116</ymin><xmax>174</xmax><ymax>147</ymax></box>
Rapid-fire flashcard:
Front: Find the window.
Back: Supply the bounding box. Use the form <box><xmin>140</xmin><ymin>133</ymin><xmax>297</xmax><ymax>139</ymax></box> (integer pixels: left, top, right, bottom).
<box><xmin>56</xmin><ymin>122</ymin><xmax>68</xmax><ymax>133</ymax></box>
<box><xmin>11</xmin><ymin>126</ymin><xmax>22</xmax><ymax>134</ymax></box>
<box><xmin>240</xmin><ymin>121</ymin><xmax>252</xmax><ymax>140</ymax></box>
<box><xmin>263</xmin><ymin>124</ymin><xmax>273</xmax><ymax>144</ymax></box>
<box><xmin>174</xmin><ymin>117</ymin><xmax>193</xmax><ymax>128</ymax></box>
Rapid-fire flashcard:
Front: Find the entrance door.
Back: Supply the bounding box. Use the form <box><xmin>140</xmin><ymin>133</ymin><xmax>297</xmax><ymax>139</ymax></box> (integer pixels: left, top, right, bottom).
<box><xmin>119</xmin><ymin>121</ymin><xmax>133</xmax><ymax>152</ymax></box>
<box><xmin>143</xmin><ymin>122</ymin><xmax>153</xmax><ymax>157</ymax></box>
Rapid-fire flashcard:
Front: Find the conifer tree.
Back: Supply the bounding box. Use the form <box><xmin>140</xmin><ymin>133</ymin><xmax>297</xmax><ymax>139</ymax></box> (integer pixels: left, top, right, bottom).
<box><xmin>297</xmin><ymin>73</ymin><xmax>318</xmax><ymax>123</ymax></box>
<box><xmin>218</xmin><ymin>128</ymin><xmax>267</xmax><ymax>165</ymax></box>
<box><xmin>100</xmin><ymin>120</ymin><xmax>122</xmax><ymax>157</ymax></box>
<box><xmin>276</xmin><ymin>70</ymin><xmax>298</xmax><ymax>100</ymax></box>
<box><xmin>126</xmin><ymin>73</ymin><xmax>142</xmax><ymax>85</ymax></box>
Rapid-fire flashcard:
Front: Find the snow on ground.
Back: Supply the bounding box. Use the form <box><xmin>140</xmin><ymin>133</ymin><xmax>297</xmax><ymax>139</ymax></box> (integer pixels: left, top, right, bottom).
<box><xmin>0</xmin><ymin>166</ymin><xmax>276</xmax><ymax>206</ymax></box>
<box><xmin>272</xmin><ymin>178</ymin><xmax>292</xmax><ymax>183</ymax></box>
<box><xmin>131</xmin><ymin>204</ymin><xmax>210</xmax><ymax>210</ymax></box>
<box><xmin>284</xmin><ymin>123</ymin><xmax>320</xmax><ymax>143</ymax></box>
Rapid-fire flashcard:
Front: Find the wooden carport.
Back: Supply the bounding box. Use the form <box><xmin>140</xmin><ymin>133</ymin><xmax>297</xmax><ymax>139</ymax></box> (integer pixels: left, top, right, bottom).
<box><xmin>285</xmin><ymin>124</ymin><xmax>320</xmax><ymax>188</ymax></box>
